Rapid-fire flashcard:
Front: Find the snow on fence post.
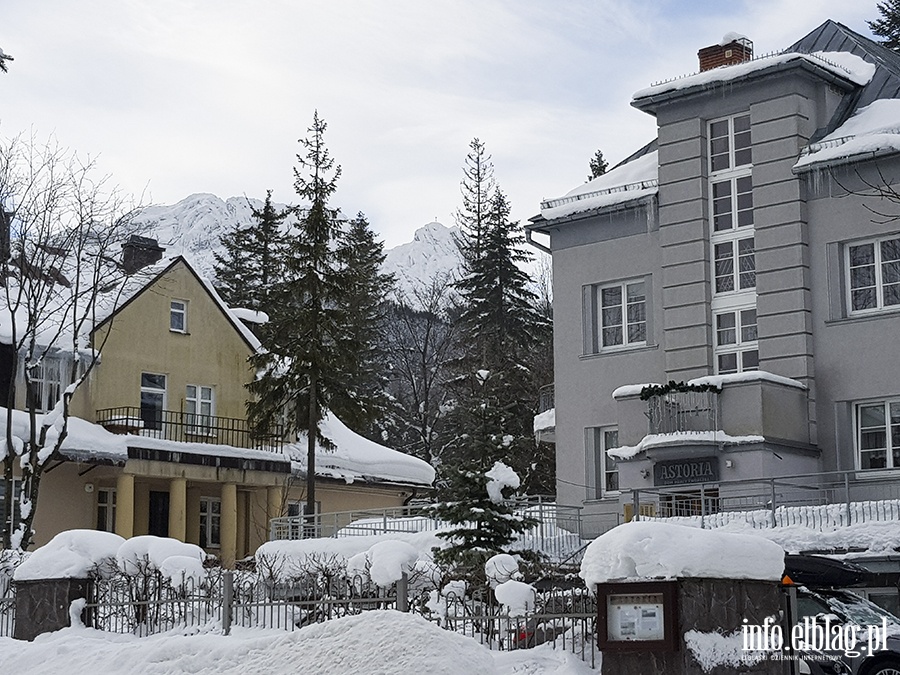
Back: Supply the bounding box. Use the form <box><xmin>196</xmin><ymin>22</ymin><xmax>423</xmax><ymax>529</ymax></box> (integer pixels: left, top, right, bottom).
<box><xmin>699</xmin><ymin>484</ymin><xmax>706</xmax><ymax>529</ymax></box>
<box><xmin>222</xmin><ymin>570</ymin><xmax>233</xmax><ymax>636</ymax></box>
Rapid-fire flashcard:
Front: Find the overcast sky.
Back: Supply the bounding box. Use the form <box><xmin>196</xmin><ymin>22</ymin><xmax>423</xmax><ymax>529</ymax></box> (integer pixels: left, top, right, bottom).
<box><xmin>1</xmin><ymin>1</ymin><xmax>878</xmax><ymax>247</ymax></box>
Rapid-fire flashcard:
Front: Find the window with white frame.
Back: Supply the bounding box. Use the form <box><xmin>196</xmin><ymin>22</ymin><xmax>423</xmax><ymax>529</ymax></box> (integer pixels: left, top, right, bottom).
<box><xmin>140</xmin><ymin>372</ymin><xmax>167</xmax><ymax>431</ymax></box>
<box><xmin>0</xmin><ymin>478</ymin><xmax>21</xmax><ymax>532</ymax></box>
<box><xmin>185</xmin><ymin>385</ymin><xmax>214</xmax><ymax>435</ymax></box>
<box><xmin>856</xmin><ymin>400</ymin><xmax>900</xmax><ymax>470</ymax></box>
<box><xmin>287</xmin><ymin>501</ymin><xmax>321</xmax><ymax>518</ymax></box>
<box><xmin>96</xmin><ymin>488</ymin><xmax>116</xmax><ymax>532</ymax></box>
<box><xmin>170</xmin><ymin>300</ymin><xmax>187</xmax><ymax>332</ymax></box>
<box><xmin>26</xmin><ymin>357</ymin><xmax>63</xmax><ymax>413</ymax></box>
<box><xmin>586</xmin><ymin>427</ymin><xmax>619</xmax><ymax>499</ymax></box>
<box><xmin>709</xmin><ymin>114</ymin><xmax>751</xmax><ymax>172</ymax></box>
<box><xmin>199</xmin><ymin>497</ymin><xmax>221</xmax><ymax>548</ymax></box>
<box><xmin>709</xmin><ymin>113</ymin><xmax>757</xmax><ymax>374</ymax></box>
<box><xmin>846</xmin><ymin>236</ymin><xmax>900</xmax><ymax>314</ymax></box>
<box><xmin>585</xmin><ymin>280</ymin><xmax>647</xmax><ymax>353</ymax></box>
<box><xmin>713</xmin><ymin>236</ymin><xmax>755</xmax><ymax>293</ymax></box>
<box><xmin>714</xmin><ymin>308</ymin><xmax>758</xmax><ymax>375</ymax></box>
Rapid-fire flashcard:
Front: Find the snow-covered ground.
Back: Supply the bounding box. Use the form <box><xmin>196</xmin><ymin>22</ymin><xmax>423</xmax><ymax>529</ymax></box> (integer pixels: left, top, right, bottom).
<box><xmin>0</xmin><ymin>612</ymin><xmax>597</xmax><ymax>675</ymax></box>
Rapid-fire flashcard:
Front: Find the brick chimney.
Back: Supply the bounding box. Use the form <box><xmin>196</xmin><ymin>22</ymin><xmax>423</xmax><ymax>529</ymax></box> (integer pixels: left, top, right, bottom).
<box><xmin>698</xmin><ymin>33</ymin><xmax>753</xmax><ymax>72</ymax></box>
<box><xmin>122</xmin><ymin>235</ymin><xmax>165</xmax><ymax>274</ymax></box>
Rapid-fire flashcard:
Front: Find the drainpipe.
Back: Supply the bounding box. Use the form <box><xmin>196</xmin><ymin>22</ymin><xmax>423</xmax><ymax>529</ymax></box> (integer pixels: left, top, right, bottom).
<box><xmin>525</xmin><ymin>228</ymin><xmax>551</xmax><ymax>255</ymax></box>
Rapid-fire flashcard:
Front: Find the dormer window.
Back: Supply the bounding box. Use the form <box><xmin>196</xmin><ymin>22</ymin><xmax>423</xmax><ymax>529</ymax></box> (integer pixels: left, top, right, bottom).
<box><xmin>170</xmin><ymin>300</ymin><xmax>187</xmax><ymax>333</ymax></box>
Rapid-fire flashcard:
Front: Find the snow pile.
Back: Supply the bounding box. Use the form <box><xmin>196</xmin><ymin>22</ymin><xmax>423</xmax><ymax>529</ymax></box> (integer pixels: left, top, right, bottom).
<box><xmin>291</xmin><ymin>412</ymin><xmax>435</xmax><ymax>486</ymax></box>
<box><xmin>256</xmin><ymin>530</ymin><xmax>445</xmax><ymax>581</ymax></box>
<box><xmin>14</xmin><ymin>530</ymin><xmax>125</xmax><ymax>581</ymax></box>
<box><xmin>485</xmin><ymin>553</ymin><xmax>520</xmax><ymax>587</ymax></box>
<box><xmin>485</xmin><ymin>461</ymin><xmax>520</xmax><ymax>503</ymax></box>
<box><xmin>0</xmin><ymin>611</ymin><xmax>502</xmax><ymax>675</ymax></box>
<box><xmin>579</xmin><ymin>522</ymin><xmax>785</xmax><ymax>585</ymax></box>
<box><xmin>346</xmin><ymin>540</ymin><xmax>419</xmax><ymax>587</ymax></box>
<box><xmin>795</xmin><ymin>99</ymin><xmax>900</xmax><ymax>170</ymax></box>
<box><xmin>684</xmin><ymin>629</ymin><xmax>768</xmax><ymax>672</ymax></box>
<box><xmin>540</xmin><ymin>150</ymin><xmax>658</xmax><ymax>221</ymax></box>
<box><xmin>494</xmin><ymin>580</ymin><xmax>536</xmax><ymax>616</ymax></box>
<box><xmin>116</xmin><ymin>536</ymin><xmax>206</xmax><ymax>576</ymax></box>
<box><xmin>533</xmin><ymin>408</ymin><xmax>555</xmax><ymax>434</ymax></box>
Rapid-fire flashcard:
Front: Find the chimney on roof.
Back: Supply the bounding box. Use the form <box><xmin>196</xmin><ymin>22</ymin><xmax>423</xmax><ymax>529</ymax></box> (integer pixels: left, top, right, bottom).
<box><xmin>698</xmin><ymin>33</ymin><xmax>753</xmax><ymax>72</ymax></box>
<box><xmin>122</xmin><ymin>235</ymin><xmax>165</xmax><ymax>274</ymax></box>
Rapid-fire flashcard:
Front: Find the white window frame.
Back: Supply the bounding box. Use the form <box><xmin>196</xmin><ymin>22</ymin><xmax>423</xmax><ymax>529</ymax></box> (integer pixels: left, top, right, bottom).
<box><xmin>199</xmin><ymin>496</ymin><xmax>221</xmax><ymax>548</ymax></box>
<box><xmin>27</xmin><ymin>357</ymin><xmax>64</xmax><ymax>414</ymax></box>
<box><xmin>708</xmin><ymin>113</ymin><xmax>751</xmax><ymax>174</ymax></box>
<box><xmin>713</xmin><ymin>307</ymin><xmax>758</xmax><ymax>375</ymax></box>
<box><xmin>845</xmin><ymin>235</ymin><xmax>900</xmax><ymax>315</ymax></box>
<box><xmin>0</xmin><ymin>478</ymin><xmax>21</xmax><ymax>533</ymax></box>
<box><xmin>713</xmin><ymin>235</ymin><xmax>756</xmax><ymax>295</ymax></box>
<box><xmin>140</xmin><ymin>372</ymin><xmax>167</xmax><ymax>432</ymax></box>
<box><xmin>96</xmin><ymin>488</ymin><xmax>117</xmax><ymax>532</ymax></box>
<box><xmin>586</xmin><ymin>427</ymin><xmax>619</xmax><ymax>500</ymax></box>
<box><xmin>855</xmin><ymin>399</ymin><xmax>900</xmax><ymax>471</ymax></box>
<box><xmin>586</xmin><ymin>279</ymin><xmax>648</xmax><ymax>353</ymax></box>
<box><xmin>170</xmin><ymin>299</ymin><xmax>187</xmax><ymax>333</ymax></box>
<box><xmin>185</xmin><ymin>384</ymin><xmax>215</xmax><ymax>436</ymax></box>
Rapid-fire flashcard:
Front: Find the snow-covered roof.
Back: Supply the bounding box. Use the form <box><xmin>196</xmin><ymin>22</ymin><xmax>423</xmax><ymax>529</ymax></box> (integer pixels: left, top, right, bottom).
<box><xmin>538</xmin><ymin>150</ymin><xmax>658</xmax><ymax>221</ymax></box>
<box><xmin>0</xmin><ymin>406</ymin><xmax>433</xmax><ymax>488</ymax></box>
<box><xmin>632</xmin><ymin>50</ymin><xmax>874</xmax><ymax>102</ymax></box>
<box><xmin>291</xmin><ymin>412</ymin><xmax>435</xmax><ymax>487</ymax></box>
<box><xmin>579</xmin><ymin>521</ymin><xmax>785</xmax><ymax>585</ymax></box>
<box><xmin>794</xmin><ymin>99</ymin><xmax>900</xmax><ymax>170</ymax></box>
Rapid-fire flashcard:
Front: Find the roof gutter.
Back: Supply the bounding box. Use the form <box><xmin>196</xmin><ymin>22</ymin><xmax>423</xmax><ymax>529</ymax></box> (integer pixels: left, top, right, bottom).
<box><xmin>525</xmin><ymin>228</ymin><xmax>551</xmax><ymax>255</ymax></box>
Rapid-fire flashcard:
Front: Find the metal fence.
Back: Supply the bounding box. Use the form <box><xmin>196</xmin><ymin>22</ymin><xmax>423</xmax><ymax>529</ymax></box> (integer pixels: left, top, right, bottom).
<box><xmin>647</xmin><ymin>390</ymin><xmax>718</xmax><ymax>434</ymax></box>
<box><xmin>627</xmin><ymin>468</ymin><xmax>900</xmax><ymax>531</ymax></box>
<box><xmin>76</xmin><ymin>568</ymin><xmax>597</xmax><ymax>666</ymax></box>
<box><xmin>0</xmin><ymin>574</ymin><xmax>13</xmax><ymax>638</ymax></box>
<box><xmin>269</xmin><ymin>497</ymin><xmax>585</xmax><ymax>563</ymax></box>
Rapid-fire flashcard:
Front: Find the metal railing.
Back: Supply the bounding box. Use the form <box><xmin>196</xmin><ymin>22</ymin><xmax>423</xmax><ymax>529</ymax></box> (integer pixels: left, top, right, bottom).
<box><xmin>269</xmin><ymin>497</ymin><xmax>585</xmax><ymax>564</ymax></box>
<box><xmin>624</xmin><ymin>468</ymin><xmax>900</xmax><ymax>533</ymax></box>
<box><xmin>79</xmin><ymin>568</ymin><xmax>597</xmax><ymax>666</ymax></box>
<box><xmin>95</xmin><ymin>406</ymin><xmax>284</xmax><ymax>452</ymax></box>
<box><xmin>0</xmin><ymin>575</ymin><xmax>13</xmax><ymax>638</ymax></box>
<box><xmin>646</xmin><ymin>390</ymin><xmax>718</xmax><ymax>435</ymax></box>
<box><xmin>538</xmin><ymin>384</ymin><xmax>554</xmax><ymax>414</ymax></box>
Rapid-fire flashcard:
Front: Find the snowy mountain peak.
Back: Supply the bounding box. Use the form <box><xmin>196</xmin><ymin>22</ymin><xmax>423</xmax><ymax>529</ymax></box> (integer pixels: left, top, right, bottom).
<box><xmin>382</xmin><ymin>221</ymin><xmax>463</xmax><ymax>301</ymax></box>
<box><xmin>132</xmin><ymin>194</ymin><xmax>463</xmax><ymax>306</ymax></box>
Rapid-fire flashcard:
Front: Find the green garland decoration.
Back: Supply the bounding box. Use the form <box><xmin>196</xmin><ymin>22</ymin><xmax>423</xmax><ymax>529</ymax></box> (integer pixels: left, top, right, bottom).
<box><xmin>639</xmin><ymin>380</ymin><xmax>722</xmax><ymax>401</ymax></box>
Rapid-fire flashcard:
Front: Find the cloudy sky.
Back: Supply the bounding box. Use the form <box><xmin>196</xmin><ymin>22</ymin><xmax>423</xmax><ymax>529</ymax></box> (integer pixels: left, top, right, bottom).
<box><xmin>1</xmin><ymin>0</ymin><xmax>878</xmax><ymax>247</ymax></box>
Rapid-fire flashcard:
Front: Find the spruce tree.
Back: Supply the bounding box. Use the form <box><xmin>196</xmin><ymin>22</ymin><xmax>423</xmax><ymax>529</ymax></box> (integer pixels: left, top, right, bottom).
<box><xmin>213</xmin><ymin>189</ymin><xmax>288</xmax><ymax>314</ymax></box>
<box><xmin>870</xmin><ymin>1</ymin><xmax>900</xmax><ymax>50</ymax></box>
<box><xmin>588</xmin><ymin>149</ymin><xmax>609</xmax><ymax>181</ymax></box>
<box><xmin>248</xmin><ymin>112</ymin><xmax>356</xmax><ymax>519</ymax></box>
<box><xmin>331</xmin><ymin>212</ymin><xmax>395</xmax><ymax>440</ymax></box>
<box><xmin>454</xmin><ymin>138</ymin><xmax>495</xmax><ymax>262</ymax></box>
<box><xmin>435</xmin><ymin>186</ymin><xmax>550</xmax><ymax>569</ymax></box>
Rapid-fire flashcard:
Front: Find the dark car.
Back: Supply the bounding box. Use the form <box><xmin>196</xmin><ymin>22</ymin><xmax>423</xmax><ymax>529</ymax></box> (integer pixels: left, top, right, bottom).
<box><xmin>787</xmin><ymin>555</ymin><xmax>900</xmax><ymax>675</ymax></box>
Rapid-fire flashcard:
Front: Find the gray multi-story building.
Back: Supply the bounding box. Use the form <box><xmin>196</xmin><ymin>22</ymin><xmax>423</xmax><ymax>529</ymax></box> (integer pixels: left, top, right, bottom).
<box><xmin>528</xmin><ymin>21</ymin><xmax>900</xmax><ymax>537</ymax></box>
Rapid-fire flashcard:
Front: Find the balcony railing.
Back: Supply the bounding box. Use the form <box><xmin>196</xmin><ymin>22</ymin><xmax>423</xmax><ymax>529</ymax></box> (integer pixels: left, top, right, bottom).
<box><xmin>538</xmin><ymin>384</ymin><xmax>555</xmax><ymax>413</ymax></box>
<box><xmin>95</xmin><ymin>406</ymin><xmax>284</xmax><ymax>452</ymax></box>
<box><xmin>646</xmin><ymin>390</ymin><xmax>718</xmax><ymax>435</ymax></box>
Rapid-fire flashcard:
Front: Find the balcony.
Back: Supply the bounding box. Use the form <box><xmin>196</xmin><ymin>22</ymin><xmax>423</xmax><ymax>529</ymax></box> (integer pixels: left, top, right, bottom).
<box><xmin>534</xmin><ymin>384</ymin><xmax>555</xmax><ymax>443</ymax></box>
<box><xmin>646</xmin><ymin>390</ymin><xmax>718</xmax><ymax>435</ymax></box>
<box><xmin>96</xmin><ymin>406</ymin><xmax>284</xmax><ymax>452</ymax></box>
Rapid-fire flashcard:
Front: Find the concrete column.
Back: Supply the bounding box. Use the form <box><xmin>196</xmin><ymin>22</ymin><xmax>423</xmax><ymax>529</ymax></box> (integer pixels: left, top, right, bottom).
<box><xmin>236</xmin><ymin>491</ymin><xmax>247</xmax><ymax>559</ymax></box>
<box><xmin>185</xmin><ymin>487</ymin><xmax>201</xmax><ymax>545</ymax></box>
<box><xmin>220</xmin><ymin>483</ymin><xmax>237</xmax><ymax>568</ymax></box>
<box><xmin>267</xmin><ymin>485</ymin><xmax>284</xmax><ymax>522</ymax></box>
<box><xmin>115</xmin><ymin>473</ymin><xmax>134</xmax><ymax>539</ymax></box>
<box><xmin>168</xmin><ymin>477</ymin><xmax>187</xmax><ymax>542</ymax></box>
<box><xmin>133</xmin><ymin>482</ymin><xmax>150</xmax><ymax>536</ymax></box>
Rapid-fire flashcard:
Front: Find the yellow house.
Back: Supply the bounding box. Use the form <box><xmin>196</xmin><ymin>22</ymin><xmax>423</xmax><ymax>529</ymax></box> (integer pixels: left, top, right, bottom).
<box><xmin>22</xmin><ymin>255</ymin><xmax>434</xmax><ymax>565</ymax></box>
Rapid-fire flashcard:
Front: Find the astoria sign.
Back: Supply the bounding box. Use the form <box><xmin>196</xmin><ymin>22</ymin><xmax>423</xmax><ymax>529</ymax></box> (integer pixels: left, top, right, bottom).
<box><xmin>653</xmin><ymin>457</ymin><xmax>719</xmax><ymax>486</ymax></box>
